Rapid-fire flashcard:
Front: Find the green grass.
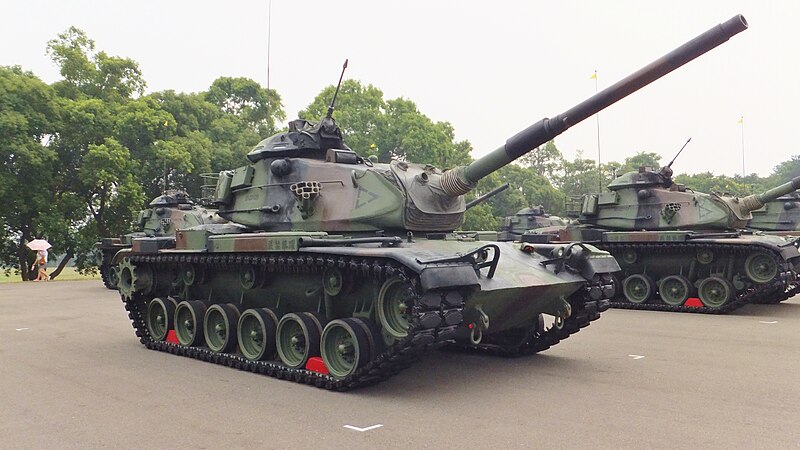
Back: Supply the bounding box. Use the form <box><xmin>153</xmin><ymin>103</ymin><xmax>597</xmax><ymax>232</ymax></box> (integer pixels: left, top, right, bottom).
<box><xmin>0</xmin><ymin>266</ymin><xmax>100</xmax><ymax>283</ymax></box>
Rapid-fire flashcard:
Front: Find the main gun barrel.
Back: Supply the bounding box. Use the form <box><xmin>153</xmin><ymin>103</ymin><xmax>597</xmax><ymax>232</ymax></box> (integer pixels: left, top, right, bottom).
<box><xmin>741</xmin><ymin>176</ymin><xmax>800</xmax><ymax>213</ymax></box>
<box><xmin>440</xmin><ymin>15</ymin><xmax>748</xmax><ymax>196</ymax></box>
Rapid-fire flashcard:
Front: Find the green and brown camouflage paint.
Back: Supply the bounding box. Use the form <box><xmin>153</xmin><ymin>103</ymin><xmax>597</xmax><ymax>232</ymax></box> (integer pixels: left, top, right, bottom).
<box><xmin>526</xmin><ymin>165</ymin><xmax>800</xmax><ymax>310</ymax></box>
<box><xmin>116</xmin><ymin>15</ymin><xmax>750</xmax><ymax>385</ymax></box>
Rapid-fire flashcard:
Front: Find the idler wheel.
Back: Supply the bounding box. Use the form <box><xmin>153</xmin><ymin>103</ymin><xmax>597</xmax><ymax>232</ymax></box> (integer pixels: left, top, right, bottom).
<box><xmin>237</xmin><ymin>308</ymin><xmax>279</xmax><ymax>361</ymax></box>
<box><xmin>698</xmin><ymin>276</ymin><xmax>734</xmax><ymax>308</ymax></box>
<box><xmin>622</xmin><ymin>274</ymin><xmax>655</xmax><ymax>304</ymax></box>
<box><xmin>658</xmin><ymin>275</ymin><xmax>692</xmax><ymax>306</ymax></box>
<box><xmin>146</xmin><ymin>297</ymin><xmax>178</xmax><ymax>341</ymax></box>
<box><xmin>204</xmin><ymin>303</ymin><xmax>242</xmax><ymax>353</ymax></box>
<box><xmin>109</xmin><ymin>266</ymin><xmax>120</xmax><ymax>289</ymax></box>
<box><xmin>744</xmin><ymin>252</ymin><xmax>778</xmax><ymax>284</ymax></box>
<box><xmin>320</xmin><ymin>318</ymin><xmax>370</xmax><ymax>379</ymax></box>
<box><xmin>276</xmin><ymin>313</ymin><xmax>322</xmax><ymax>369</ymax></box>
<box><xmin>376</xmin><ymin>277</ymin><xmax>414</xmax><ymax>340</ymax></box>
<box><xmin>175</xmin><ymin>300</ymin><xmax>207</xmax><ymax>346</ymax></box>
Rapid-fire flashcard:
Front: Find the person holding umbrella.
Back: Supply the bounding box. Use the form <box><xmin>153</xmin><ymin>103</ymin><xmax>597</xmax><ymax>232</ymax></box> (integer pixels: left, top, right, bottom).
<box><xmin>27</xmin><ymin>239</ymin><xmax>51</xmax><ymax>281</ymax></box>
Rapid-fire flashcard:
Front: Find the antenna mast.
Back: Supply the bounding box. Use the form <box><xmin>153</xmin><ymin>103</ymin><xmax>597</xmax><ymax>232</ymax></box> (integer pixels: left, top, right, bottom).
<box><xmin>667</xmin><ymin>137</ymin><xmax>692</xmax><ymax>168</ymax></box>
<box><xmin>326</xmin><ymin>59</ymin><xmax>349</xmax><ymax>119</ymax></box>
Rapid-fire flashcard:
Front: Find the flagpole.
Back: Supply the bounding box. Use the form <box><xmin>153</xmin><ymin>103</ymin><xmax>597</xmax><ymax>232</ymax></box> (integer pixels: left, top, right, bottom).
<box><xmin>593</xmin><ymin>69</ymin><xmax>601</xmax><ymax>191</ymax></box>
<box><xmin>266</xmin><ymin>0</ymin><xmax>272</xmax><ymax>89</ymax></box>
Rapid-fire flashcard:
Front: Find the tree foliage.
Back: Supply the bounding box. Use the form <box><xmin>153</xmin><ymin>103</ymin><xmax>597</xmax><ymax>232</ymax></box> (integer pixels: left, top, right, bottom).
<box><xmin>0</xmin><ymin>28</ymin><xmax>284</xmax><ymax>279</ymax></box>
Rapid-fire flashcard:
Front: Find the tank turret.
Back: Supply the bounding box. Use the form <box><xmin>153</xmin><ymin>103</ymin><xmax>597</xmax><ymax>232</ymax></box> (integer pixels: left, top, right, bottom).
<box><xmin>215</xmin><ymin>15</ymin><xmax>748</xmax><ymax>234</ymax></box>
<box><xmin>95</xmin><ymin>190</ymin><xmax>223</xmax><ymax>289</ymax></box>
<box><xmin>499</xmin><ymin>206</ymin><xmax>567</xmax><ymax>241</ymax></box>
<box><xmin>748</xmin><ymin>192</ymin><xmax>800</xmax><ymax>232</ymax></box>
<box><xmin>578</xmin><ymin>163</ymin><xmax>800</xmax><ymax>230</ymax></box>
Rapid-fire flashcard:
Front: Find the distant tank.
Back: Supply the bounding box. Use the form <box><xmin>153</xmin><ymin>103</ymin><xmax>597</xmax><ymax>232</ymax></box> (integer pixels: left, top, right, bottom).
<box><xmin>525</xmin><ymin>143</ymin><xmax>800</xmax><ymax>312</ymax></box>
<box><xmin>499</xmin><ymin>205</ymin><xmax>567</xmax><ymax>241</ymax></box>
<box><xmin>95</xmin><ymin>190</ymin><xmax>221</xmax><ymax>289</ymax></box>
<box><xmin>747</xmin><ymin>192</ymin><xmax>800</xmax><ymax>233</ymax></box>
<box><xmin>115</xmin><ymin>16</ymin><xmax>747</xmax><ymax>389</ymax></box>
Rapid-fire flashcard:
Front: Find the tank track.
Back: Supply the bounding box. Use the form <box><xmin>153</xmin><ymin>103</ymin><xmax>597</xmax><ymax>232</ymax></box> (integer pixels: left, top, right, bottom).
<box><xmin>604</xmin><ymin>242</ymin><xmax>793</xmax><ymax>314</ymax></box>
<box><xmin>754</xmin><ymin>282</ymin><xmax>800</xmax><ymax>304</ymax></box>
<box><xmin>99</xmin><ymin>264</ymin><xmax>117</xmax><ymax>290</ymax></box>
<box><xmin>450</xmin><ymin>276</ymin><xmax>612</xmax><ymax>357</ymax></box>
<box><xmin>121</xmin><ymin>252</ymin><xmax>467</xmax><ymax>391</ymax></box>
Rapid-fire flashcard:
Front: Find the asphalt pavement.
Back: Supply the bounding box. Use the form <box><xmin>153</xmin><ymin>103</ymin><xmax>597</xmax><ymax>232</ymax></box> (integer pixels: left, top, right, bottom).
<box><xmin>1</xmin><ymin>280</ymin><xmax>799</xmax><ymax>449</ymax></box>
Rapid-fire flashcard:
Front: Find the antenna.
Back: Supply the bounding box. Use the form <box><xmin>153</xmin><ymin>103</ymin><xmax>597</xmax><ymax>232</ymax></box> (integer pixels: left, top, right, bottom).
<box><xmin>667</xmin><ymin>137</ymin><xmax>691</xmax><ymax>168</ymax></box>
<box><xmin>326</xmin><ymin>59</ymin><xmax>349</xmax><ymax>119</ymax></box>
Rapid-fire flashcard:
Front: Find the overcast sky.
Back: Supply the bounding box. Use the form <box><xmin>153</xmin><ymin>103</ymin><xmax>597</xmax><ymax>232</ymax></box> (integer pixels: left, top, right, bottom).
<box><xmin>3</xmin><ymin>0</ymin><xmax>798</xmax><ymax>178</ymax></box>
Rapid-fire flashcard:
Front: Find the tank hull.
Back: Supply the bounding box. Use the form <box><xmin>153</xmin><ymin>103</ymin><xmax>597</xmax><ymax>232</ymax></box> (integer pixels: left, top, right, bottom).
<box><xmin>524</xmin><ymin>226</ymin><xmax>800</xmax><ymax>312</ymax></box>
<box><xmin>117</xmin><ymin>231</ymin><xmax>617</xmax><ymax>389</ymax></box>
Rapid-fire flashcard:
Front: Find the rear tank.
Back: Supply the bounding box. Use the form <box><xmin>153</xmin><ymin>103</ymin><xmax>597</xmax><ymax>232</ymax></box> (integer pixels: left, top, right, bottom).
<box><xmin>116</xmin><ymin>15</ymin><xmax>748</xmax><ymax>389</ymax></box>
<box><xmin>748</xmin><ymin>192</ymin><xmax>800</xmax><ymax>233</ymax></box>
<box><xmin>526</xmin><ymin>163</ymin><xmax>800</xmax><ymax>312</ymax></box>
<box><xmin>96</xmin><ymin>190</ymin><xmax>222</xmax><ymax>289</ymax></box>
<box><xmin>499</xmin><ymin>206</ymin><xmax>567</xmax><ymax>241</ymax></box>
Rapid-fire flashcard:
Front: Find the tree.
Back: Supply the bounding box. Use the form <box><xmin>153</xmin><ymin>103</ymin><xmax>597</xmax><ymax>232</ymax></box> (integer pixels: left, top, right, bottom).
<box><xmin>0</xmin><ymin>66</ymin><xmax>60</xmax><ymax>279</ymax></box>
<box><xmin>517</xmin><ymin>140</ymin><xmax>563</xmax><ymax>180</ymax></box>
<box><xmin>674</xmin><ymin>172</ymin><xmax>752</xmax><ymax>197</ymax></box>
<box><xmin>557</xmin><ymin>151</ymin><xmax>604</xmax><ymax>197</ymax></box>
<box><xmin>767</xmin><ymin>155</ymin><xmax>800</xmax><ymax>189</ymax></box>
<box><xmin>617</xmin><ymin>151</ymin><xmax>662</xmax><ymax>175</ymax></box>
<box><xmin>205</xmin><ymin>77</ymin><xmax>285</xmax><ymax>137</ymax></box>
<box><xmin>46</xmin><ymin>26</ymin><xmax>145</xmax><ymax>102</ymax></box>
<box><xmin>299</xmin><ymin>80</ymin><xmax>471</xmax><ymax>168</ymax></box>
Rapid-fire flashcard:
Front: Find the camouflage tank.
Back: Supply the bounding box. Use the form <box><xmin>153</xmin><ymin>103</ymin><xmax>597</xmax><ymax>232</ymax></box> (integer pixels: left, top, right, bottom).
<box><xmin>747</xmin><ymin>192</ymin><xmax>800</xmax><ymax>233</ymax></box>
<box><xmin>525</xmin><ymin>156</ymin><xmax>800</xmax><ymax>313</ymax></box>
<box><xmin>96</xmin><ymin>190</ymin><xmax>221</xmax><ymax>289</ymax></box>
<box><xmin>114</xmin><ymin>16</ymin><xmax>748</xmax><ymax>389</ymax></box>
<box><xmin>499</xmin><ymin>205</ymin><xmax>567</xmax><ymax>241</ymax></box>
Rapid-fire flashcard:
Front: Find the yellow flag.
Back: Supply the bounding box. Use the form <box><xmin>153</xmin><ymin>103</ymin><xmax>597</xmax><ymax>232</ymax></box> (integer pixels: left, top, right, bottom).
<box><xmin>163</xmin><ymin>120</ymin><xmax>169</xmax><ymax>126</ymax></box>
<box><xmin>737</xmin><ymin>116</ymin><xmax>743</xmax><ymax>124</ymax></box>
<box><xmin>590</xmin><ymin>71</ymin><xmax>597</xmax><ymax>80</ymax></box>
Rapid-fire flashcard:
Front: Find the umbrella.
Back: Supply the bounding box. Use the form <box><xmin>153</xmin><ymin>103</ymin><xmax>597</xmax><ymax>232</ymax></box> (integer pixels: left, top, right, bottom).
<box><xmin>26</xmin><ymin>239</ymin><xmax>52</xmax><ymax>251</ymax></box>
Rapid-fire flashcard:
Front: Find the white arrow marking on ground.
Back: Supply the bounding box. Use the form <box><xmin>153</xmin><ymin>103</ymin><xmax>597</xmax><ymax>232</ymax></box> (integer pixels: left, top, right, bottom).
<box><xmin>628</xmin><ymin>354</ymin><xmax>645</xmax><ymax>360</ymax></box>
<box><xmin>759</xmin><ymin>321</ymin><xmax>778</xmax><ymax>324</ymax></box>
<box><xmin>344</xmin><ymin>424</ymin><xmax>383</xmax><ymax>432</ymax></box>
<box><xmin>15</xmin><ymin>328</ymin><xmax>29</xmax><ymax>331</ymax></box>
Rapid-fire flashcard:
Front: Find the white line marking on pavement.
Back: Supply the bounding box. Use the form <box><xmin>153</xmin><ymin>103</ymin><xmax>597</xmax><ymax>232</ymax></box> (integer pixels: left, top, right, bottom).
<box><xmin>344</xmin><ymin>424</ymin><xmax>383</xmax><ymax>432</ymax></box>
<box><xmin>628</xmin><ymin>354</ymin><xmax>645</xmax><ymax>360</ymax></box>
<box><xmin>759</xmin><ymin>321</ymin><xmax>778</xmax><ymax>324</ymax></box>
<box><xmin>15</xmin><ymin>328</ymin><xmax>29</xmax><ymax>331</ymax></box>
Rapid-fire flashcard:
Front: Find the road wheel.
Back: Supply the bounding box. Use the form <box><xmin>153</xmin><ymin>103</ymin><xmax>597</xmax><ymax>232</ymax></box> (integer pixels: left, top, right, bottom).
<box><xmin>204</xmin><ymin>303</ymin><xmax>242</xmax><ymax>353</ymax></box>
<box><xmin>320</xmin><ymin>319</ymin><xmax>370</xmax><ymax>379</ymax></box>
<box><xmin>146</xmin><ymin>297</ymin><xmax>177</xmax><ymax>341</ymax></box>
<box><xmin>237</xmin><ymin>308</ymin><xmax>278</xmax><ymax>361</ymax></box>
<box><xmin>622</xmin><ymin>274</ymin><xmax>655</xmax><ymax>304</ymax></box>
<box><xmin>276</xmin><ymin>313</ymin><xmax>321</xmax><ymax>368</ymax></box>
<box><xmin>658</xmin><ymin>275</ymin><xmax>692</xmax><ymax>306</ymax></box>
<box><xmin>698</xmin><ymin>276</ymin><xmax>734</xmax><ymax>308</ymax></box>
<box><xmin>174</xmin><ymin>300</ymin><xmax>207</xmax><ymax>346</ymax></box>
<box><xmin>744</xmin><ymin>252</ymin><xmax>778</xmax><ymax>284</ymax></box>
